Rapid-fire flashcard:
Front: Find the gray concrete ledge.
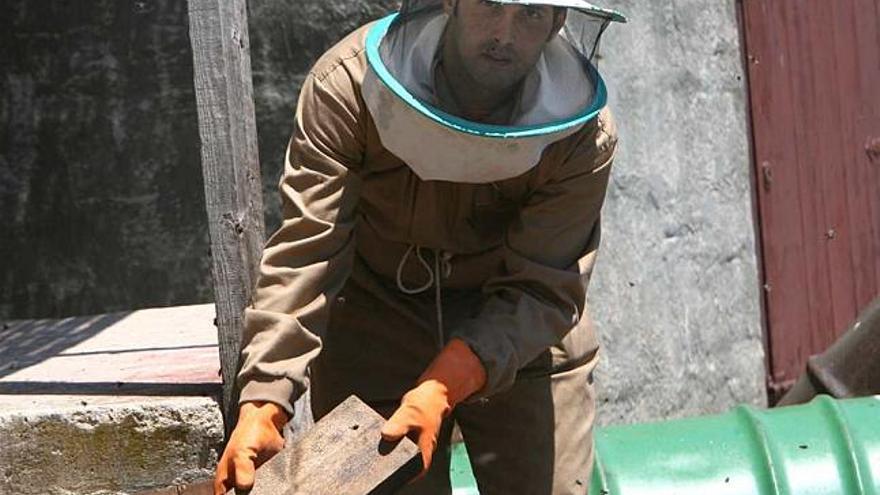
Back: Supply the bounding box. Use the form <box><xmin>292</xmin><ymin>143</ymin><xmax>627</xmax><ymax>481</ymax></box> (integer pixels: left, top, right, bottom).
<box><xmin>0</xmin><ymin>395</ymin><xmax>222</xmax><ymax>495</ymax></box>
<box><xmin>0</xmin><ymin>305</ymin><xmax>225</xmax><ymax>495</ymax></box>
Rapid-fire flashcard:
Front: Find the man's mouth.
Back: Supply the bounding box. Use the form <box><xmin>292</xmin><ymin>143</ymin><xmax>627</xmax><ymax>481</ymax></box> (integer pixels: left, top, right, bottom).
<box><xmin>482</xmin><ymin>53</ymin><xmax>513</xmax><ymax>65</ymax></box>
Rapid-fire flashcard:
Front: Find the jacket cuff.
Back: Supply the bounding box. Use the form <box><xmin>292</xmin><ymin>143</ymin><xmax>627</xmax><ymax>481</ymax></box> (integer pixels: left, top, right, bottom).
<box><xmin>239</xmin><ymin>377</ymin><xmax>299</xmax><ymax>418</ymax></box>
<box><xmin>450</xmin><ymin>326</ymin><xmax>518</xmax><ymax>401</ymax></box>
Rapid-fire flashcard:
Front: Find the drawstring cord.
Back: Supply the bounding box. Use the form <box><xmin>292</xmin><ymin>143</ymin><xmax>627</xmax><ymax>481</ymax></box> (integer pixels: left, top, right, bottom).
<box><xmin>396</xmin><ymin>245</ymin><xmax>452</xmax><ymax>349</ymax></box>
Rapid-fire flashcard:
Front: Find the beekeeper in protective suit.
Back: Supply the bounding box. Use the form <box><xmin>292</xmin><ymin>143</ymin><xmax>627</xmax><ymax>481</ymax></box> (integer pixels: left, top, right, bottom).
<box><xmin>214</xmin><ymin>0</ymin><xmax>625</xmax><ymax>493</ymax></box>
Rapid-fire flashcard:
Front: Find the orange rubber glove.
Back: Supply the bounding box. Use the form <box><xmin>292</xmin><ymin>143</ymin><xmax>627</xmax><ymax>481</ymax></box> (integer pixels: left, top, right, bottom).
<box><xmin>213</xmin><ymin>401</ymin><xmax>290</xmax><ymax>495</ymax></box>
<box><xmin>380</xmin><ymin>338</ymin><xmax>487</xmax><ymax>474</ymax></box>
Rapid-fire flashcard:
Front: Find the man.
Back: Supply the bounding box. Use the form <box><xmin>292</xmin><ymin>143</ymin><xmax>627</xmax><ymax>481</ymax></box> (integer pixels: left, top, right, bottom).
<box><xmin>214</xmin><ymin>0</ymin><xmax>624</xmax><ymax>493</ymax></box>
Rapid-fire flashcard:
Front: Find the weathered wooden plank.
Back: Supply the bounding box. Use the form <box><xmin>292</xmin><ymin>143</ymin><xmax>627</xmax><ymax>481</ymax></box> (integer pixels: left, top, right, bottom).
<box><xmin>187</xmin><ymin>0</ymin><xmax>266</xmax><ymax>436</ymax></box>
<box><xmin>249</xmin><ymin>396</ymin><xmax>421</xmax><ymax>495</ymax></box>
<box><xmin>138</xmin><ymin>395</ymin><xmax>418</xmax><ymax>495</ymax></box>
<box><xmin>784</xmin><ymin>1</ymin><xmax>835</xmax><ymax>366</ymax></box>
<box><xmin>138</xmin><ymin>480</ymin><xmax>215</xmax><ymax>495</ymax></box>
<box><xmin>800</xmin><ymin>1</ymin><xmax>856</xmax><ymax>345</ymax></box>
<box><xmin>742</xmin><ymin>0</ymin><xmax>812</xmax><ymax>390</ymax></box>
<box><xmin>829</xmin><ymin>0</ymin><xmax>876</xmax><ymax>328</ymax></box>
<box><xmin>851</xmin><ymin>0</ymin><xmax>880</xmax><ymax>309</ymax></box>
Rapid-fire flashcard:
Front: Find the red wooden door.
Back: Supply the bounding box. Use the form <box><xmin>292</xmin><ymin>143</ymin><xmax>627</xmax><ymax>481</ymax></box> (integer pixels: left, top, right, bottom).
<box><xmin>739</xmin><ymin>0</ymin><xmax>880</xmax><ymax>400</ymax></box>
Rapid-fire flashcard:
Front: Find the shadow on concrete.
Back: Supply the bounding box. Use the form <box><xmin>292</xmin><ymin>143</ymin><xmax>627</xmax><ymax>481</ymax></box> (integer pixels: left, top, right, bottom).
<box><xmin>0</xmin><ymin>381</ymin><xmax>221</xmax><ymax>395</ymax></box>
<box><xmin>0</xmin><ymin>310</ymin><xmax>223</xmax><ymax>396</ymax></box>
<box><xmin>0</xmin><ymin>311</ymin><xmax>131</xmax><ymax>380</ymax></box>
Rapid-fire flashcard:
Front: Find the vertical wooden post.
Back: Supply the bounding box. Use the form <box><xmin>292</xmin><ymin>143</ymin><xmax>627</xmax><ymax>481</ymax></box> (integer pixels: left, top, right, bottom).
<box><xmin>187</xmin><ymin>0</ymin><xmax>265</xmax><ymax>437</ymax></box>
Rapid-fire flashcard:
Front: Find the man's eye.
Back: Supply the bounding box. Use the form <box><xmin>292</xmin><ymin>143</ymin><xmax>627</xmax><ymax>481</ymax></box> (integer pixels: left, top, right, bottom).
<box><xmin>523</xmin><ymin>7</ymin><xmax>545</xmax><ymax>19</ymax></box>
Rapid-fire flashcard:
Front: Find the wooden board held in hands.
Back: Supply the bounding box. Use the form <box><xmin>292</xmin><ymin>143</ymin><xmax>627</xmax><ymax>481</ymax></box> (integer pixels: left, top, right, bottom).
<box><xmin>245</xmin><ymin>395</ymin><xmax>421</xmax><ymax>495</ymax></box>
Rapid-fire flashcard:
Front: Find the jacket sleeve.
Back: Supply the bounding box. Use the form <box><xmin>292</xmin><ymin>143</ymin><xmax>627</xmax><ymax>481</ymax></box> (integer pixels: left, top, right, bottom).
<box><xmin>236</xmin><ymin>70</ymin><xmax>364</xmax><ymax>416</ymax></box>
<box><xmin>450</xmin><ymin>109</ymin><xmax>618</xmax><ymax>399</ymax></box>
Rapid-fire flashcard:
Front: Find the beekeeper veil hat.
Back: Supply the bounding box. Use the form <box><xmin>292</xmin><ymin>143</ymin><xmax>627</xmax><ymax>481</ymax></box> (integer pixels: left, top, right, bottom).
<box><xmin>363</xmin><ymin>0</ymin><xmax>626</xmax><ymax>183</ymax></box>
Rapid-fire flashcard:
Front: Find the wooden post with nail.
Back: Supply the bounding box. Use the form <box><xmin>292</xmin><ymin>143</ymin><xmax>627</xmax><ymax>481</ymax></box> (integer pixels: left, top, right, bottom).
<box><xmin>187</xmin><ymin>0</ymin><xmax>266</xmax><ymax>439</ymax></box>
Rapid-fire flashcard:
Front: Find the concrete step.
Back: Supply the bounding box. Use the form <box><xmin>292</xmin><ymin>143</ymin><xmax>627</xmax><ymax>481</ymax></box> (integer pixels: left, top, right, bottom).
<box><xmin>0</xmin><ymin>394</ymin><xmax>222</xmax><ymax>495</ymax></box>
<box><xmin>0</xmin><ymin>305</ymin><xmax>224</xmax><ymax>495</ymax></box>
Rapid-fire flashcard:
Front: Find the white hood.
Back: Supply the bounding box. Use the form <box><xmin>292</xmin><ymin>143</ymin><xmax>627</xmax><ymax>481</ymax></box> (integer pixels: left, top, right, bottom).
<box><xmin>363</xmin><ymin>1</ymin><xmax>625</xmax><ymax>183</ymax></box>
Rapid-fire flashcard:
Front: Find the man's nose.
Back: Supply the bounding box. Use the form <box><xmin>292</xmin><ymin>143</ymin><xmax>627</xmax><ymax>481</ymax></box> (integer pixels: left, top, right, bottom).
<box><xmin>488</xmin><ymin>10</ymin><xmax>517</xmax><ymax>45</ymax></box>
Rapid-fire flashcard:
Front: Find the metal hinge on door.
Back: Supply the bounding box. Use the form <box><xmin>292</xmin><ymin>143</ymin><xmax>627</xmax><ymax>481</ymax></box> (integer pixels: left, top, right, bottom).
<box><xmin>761</xmin><ymin>161</ymin><xmax>772</xmax><ymax>192</ymax></box>
<box><xmin>866</xmin><ymin>137</ymin><xmax>880</xmax><ymax>163</ymax></box>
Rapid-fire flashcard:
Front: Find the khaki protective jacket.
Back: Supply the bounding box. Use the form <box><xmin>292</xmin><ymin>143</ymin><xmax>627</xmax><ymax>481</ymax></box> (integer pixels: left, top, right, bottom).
<box><xmin>237</xmin><ymin>21</ymin><xmax>619</xmax><ymax>416</ymax></box>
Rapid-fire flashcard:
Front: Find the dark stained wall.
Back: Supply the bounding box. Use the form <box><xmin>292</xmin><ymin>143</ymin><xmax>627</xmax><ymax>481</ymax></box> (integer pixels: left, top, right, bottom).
<box><xmin>249</xmin><ymin>0</ymin><xmax>397</xmax><ymax>230</ymax></box>
<box><xmin>0</xmin><ymin>0</ymin><xmax>397</xmax><ymax>319</ymax></box>
<box><xmin>0</xmin><ymin>0</ymin><xmax>212</xmax><ymax>319</ymax></box>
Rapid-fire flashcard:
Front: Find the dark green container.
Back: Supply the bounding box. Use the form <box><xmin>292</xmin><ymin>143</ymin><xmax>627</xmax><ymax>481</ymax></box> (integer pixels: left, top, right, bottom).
<box><xmin>449</xmin><ymin>395</ymin><xmax>880</xmax><ymax>494</ymax></box>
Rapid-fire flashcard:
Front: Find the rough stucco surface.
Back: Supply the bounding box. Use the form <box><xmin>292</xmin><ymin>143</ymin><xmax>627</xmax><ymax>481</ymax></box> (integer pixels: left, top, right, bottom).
<box><xmin>0</xmin><ymin>1</ymin><xmax>213</xmax><ymax>320</ymax></box>
<box><xmin>589</xmin><ymin>0</ymin><xmax>767</xmax><ymax>424</ymax></box>
<box><xmin>0</xmin><ymin>395</ymin><xmax>222</xmax><ymax>495</ymax></box>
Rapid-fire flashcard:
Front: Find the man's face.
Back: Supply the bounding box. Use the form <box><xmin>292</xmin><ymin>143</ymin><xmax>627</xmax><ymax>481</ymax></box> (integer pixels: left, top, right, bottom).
<box><xmin>443</xmin><ymin>0</ymin><xmax>564</xmax><ymax>91</ymax></box>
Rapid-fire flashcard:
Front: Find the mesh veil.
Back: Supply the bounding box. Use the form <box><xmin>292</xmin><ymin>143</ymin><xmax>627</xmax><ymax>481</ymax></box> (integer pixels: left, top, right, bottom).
<box><xmin>393</xmin><ymin>0</ymin><xmax>616</xmax><ymax>64</ymax></box>
<box><xmin>377</xmin><ymin>0</ymin><xmax>623</xmax><ymax>126</ymax></box>
<box><xmin>360</xmin><ymin>0</ymin><xmax>625</xmax><ymax>181</ymax></box>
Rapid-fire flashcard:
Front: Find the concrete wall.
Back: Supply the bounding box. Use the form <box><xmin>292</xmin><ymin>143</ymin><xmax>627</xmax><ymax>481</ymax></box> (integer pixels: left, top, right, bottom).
<box><xmin>591</xmin><ymin>0</ymin><xmax>767</xmax><ymax>422</ymax></box>
<box><xmin>1</xmin><ymin>0</ymin><xmax>766</xmax><ymax>422</ymax></box>
<box><xmin>0</xmin><ymin>0</ymin><xmax>213</xmax><ymax>319</ymax></box>
<box><xmin>0</xmin><ymin>0</ymin><xmax>398</xmax><ymax>320</ymax></box>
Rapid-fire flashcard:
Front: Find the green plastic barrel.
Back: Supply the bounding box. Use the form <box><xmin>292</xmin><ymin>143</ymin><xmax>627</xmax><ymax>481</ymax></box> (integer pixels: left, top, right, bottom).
<box><xmin>449</xmin><ymin>395</ymin><xmax>880</xmax><ymax>494</ymax></box>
